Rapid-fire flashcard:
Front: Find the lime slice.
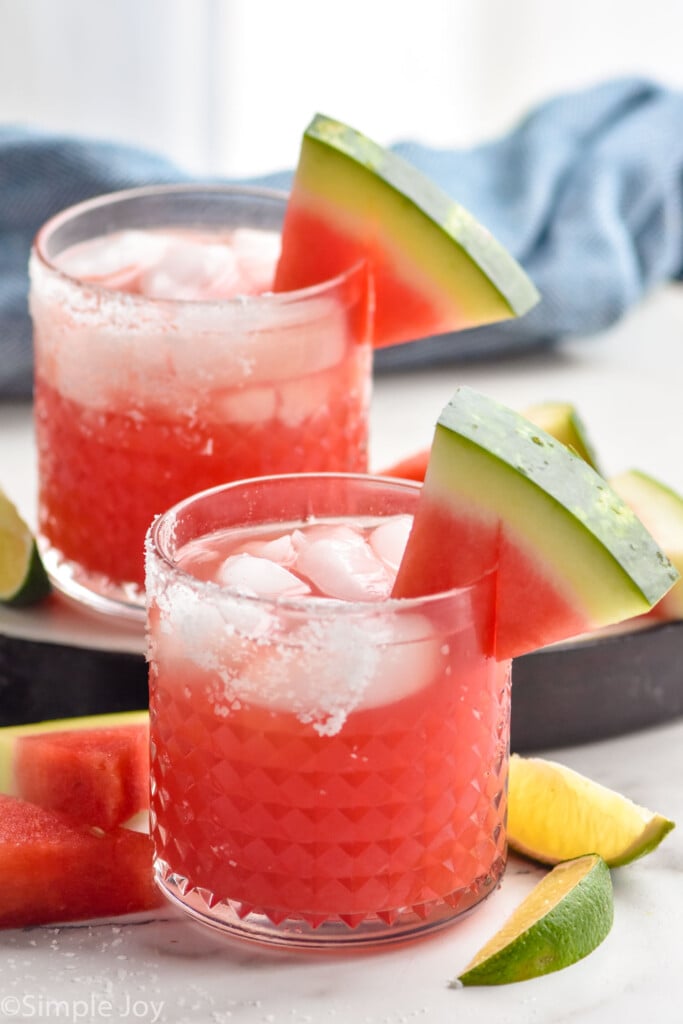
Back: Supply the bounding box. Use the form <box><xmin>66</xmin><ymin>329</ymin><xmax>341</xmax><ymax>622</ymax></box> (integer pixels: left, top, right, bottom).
<box><xmin>508</xmin><ymin>754</ymin><xmax>675</xmax><ymax>867</ymax></box>
<box><xmin>457</xmin><ymin>854</ymin><xmax>613</xmax><ymax>986</ymax></box>
<box><xmin>0</xmin><ymin>489</ymin><xmax>50</xmax><ymax>606</ymax></box>
<box><xmin>523</xmin><ymin>400</ymin><xmax>601</xmax><ymax>472</ymax></box>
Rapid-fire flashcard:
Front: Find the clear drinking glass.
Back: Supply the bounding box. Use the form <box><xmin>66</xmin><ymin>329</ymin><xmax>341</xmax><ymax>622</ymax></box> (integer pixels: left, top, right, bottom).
<box><xmin>145</xmin><ymin>473</ymin><xmax>511</xmax><ymax>949</ymax></box>
<box><xmin>30</xmin><ymin>186</ymin><xmax>371</xmax><ymax>619</ymax></box>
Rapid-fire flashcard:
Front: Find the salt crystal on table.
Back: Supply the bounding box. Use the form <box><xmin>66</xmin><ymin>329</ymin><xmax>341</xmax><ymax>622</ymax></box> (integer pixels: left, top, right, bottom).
<box><xmin>217</xmin><ymin>553</ymin><xmax>311</xmax><ymax>598</ymax></box>
<box><xmin>294</xmin><ymin>525</ymin><xmax>392</xmax><ymax>601</ymax></box>
<box><xmin>369</xmin><ymin>515</ymin><xmax>412</xmax><ymax>572</ymax></box>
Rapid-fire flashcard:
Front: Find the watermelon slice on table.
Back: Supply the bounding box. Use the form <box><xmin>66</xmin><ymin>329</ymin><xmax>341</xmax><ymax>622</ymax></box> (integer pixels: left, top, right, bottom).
<box><xmin>274</xmin><ymin>114</ymin><xmax>540</xmax><ymax>348</ymax></box>
<box><xmin>0</xmin><ymin>794</ymin><xmax>161</xmax><ymax>928</ymax></box>
<box><xmin>610</xmin><ymin>469</ymin><xmax>683</xmax><ymax>621</ymax></box>
<box><xmin>523</xmin><ymin>401</ymin><xmax>601</xmax><ymax>472</ymax></box>
<box><xmin>379</xmin><ymin>402</ymin><xmax>599</xmax><ymax>484</ymax></box>
<box><xmin>0</xmin><ymin>711</ymin><xmax>149</xmax><ymax>830</ymax></box>
<box><xmin>380</xmin><ymin>448</ymin><xmax>430</xmax><ymax>483</ymax></box>
<box><xmin>392</xmin><ymin>387</ymin><xmax>679</xmax><ymax>659</ymax></box>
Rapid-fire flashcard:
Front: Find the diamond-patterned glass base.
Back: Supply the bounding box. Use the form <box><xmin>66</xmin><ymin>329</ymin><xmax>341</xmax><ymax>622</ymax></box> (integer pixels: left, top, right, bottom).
<box><xmin>150</xmin><ymin>658</ymin><xmax>511</xmax><ymax>948</ymax></box>
<box><xmin>155</xmin><ymin>854</ymin><xmax>506</xmax><ymax>948</ymax></box>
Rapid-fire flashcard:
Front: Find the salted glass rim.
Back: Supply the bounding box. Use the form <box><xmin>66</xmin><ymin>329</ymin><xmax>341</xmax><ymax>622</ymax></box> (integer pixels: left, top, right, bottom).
<box><xmin>145</xmin><ymin>472</ymin><xmax>497</xmax><ymax>620</ymax></box>
<box><xmin>32</xmin><ymin>183</ymin><xmax>368</xmax><ymax>308</ymax></box>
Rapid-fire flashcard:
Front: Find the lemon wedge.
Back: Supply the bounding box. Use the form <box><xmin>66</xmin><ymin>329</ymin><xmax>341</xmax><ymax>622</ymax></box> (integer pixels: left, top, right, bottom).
<box><xmin>508</xmin><ymin>754</ymin><xmax>675</xmax><ymax>867</ymax></box>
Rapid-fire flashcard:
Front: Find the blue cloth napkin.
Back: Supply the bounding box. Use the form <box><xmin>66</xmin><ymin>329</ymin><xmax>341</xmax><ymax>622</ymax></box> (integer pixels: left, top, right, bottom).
<box><xmin>2</xmin><ymin>76</ymin><xmax>682</xmax><ymax>398</ymax></box>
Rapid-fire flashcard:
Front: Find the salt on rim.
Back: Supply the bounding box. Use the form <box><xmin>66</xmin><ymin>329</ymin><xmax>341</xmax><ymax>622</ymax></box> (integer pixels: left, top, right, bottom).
<box><xmin>30</xmin><ymin>186</ymin><xmax>369</xmax><ymax>413</ymax></box>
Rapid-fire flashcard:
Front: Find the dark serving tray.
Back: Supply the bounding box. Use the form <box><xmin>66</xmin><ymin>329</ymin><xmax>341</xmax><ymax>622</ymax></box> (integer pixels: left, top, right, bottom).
<box><xmin>1</xmin><ymin>598</ymin><xmax>681</xmax><ymax>752</ymax></box>
<box><xmin>509</xmin><ymin>620</ymin><xmax>683</xmax><ymax>750</ymax></box>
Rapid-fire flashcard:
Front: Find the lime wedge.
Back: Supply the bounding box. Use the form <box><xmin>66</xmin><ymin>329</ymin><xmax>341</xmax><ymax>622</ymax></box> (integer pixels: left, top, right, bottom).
<box><xmin>457</xmin><ymin>854</ymin><xmax>613</xmax><ymax>986</ymax></box>
<box><xmin>0</xmin><ymin>489</ymin><xmax>50</xmax><ymax>606</ymax></box>
<box><xmin>508</xmin><ymin>754</ymin><xmax>675</xmax><ymax>867</ymax></box>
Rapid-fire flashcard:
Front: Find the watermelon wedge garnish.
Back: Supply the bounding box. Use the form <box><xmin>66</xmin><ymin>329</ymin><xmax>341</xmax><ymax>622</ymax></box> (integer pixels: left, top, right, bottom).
<box><xmin>274</xmin><ymin>114</ymin><xmax>540</xmax><ymax>348</ymax></box>
<box><xmin>392</xmin><ymin>387</ymin><xmax>679</xmax><ymax>659</ymax></box>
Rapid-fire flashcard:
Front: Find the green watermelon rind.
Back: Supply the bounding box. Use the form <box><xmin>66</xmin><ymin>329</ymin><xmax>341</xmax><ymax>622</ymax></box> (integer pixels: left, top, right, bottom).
<box><xmin>427</xmin><ymin>389</ymin><xmax>678</xmax><ymax>623</ymax></box>
<box><xmin>296</xmin><ymin>115</ymin><xmax>540</xmax><ymax>321</ymax></box>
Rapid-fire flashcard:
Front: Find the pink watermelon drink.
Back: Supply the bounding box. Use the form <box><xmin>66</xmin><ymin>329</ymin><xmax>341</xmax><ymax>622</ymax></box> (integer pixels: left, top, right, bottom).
<box><xmin>30</xmin><ymin>186</ymin><xmax>371</xmax><ymax>617</ymax></box>
<box><xmin>146</xmin><ymin>474</ymin><xmax>510</xmax><ymax>947</ymax></box>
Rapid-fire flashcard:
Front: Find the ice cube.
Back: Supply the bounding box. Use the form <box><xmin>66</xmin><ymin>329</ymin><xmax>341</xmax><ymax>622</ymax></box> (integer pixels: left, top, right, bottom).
<box><xmin>278</xmin><ymin>374</ymin><xmax>330</xmax><ymax>428</ymax></box>
<box><xmin>294</xmin><ymin>526</ymin><xmax>392</xmax><ymax>601</ymax></box>
<box><xmin>56</xmin><ymin>230</ymin><xmax>169</xmax><ymax>290</ymax></box>
<box><xmin>230</xmin><ymin>229</ymin><xmax>279</xmax><ymax>293</ymax></box>
<box><xmin>174</xmin><ymin>541</ymin><xmax>227</xmax><ymax>582</ymax></box>
<box><xmin>245</xmin><ymin>304</ymin><xmax>347</xmax><ymax>384</ymax></box>
<box><xmin>239</xmin><ymin>533</ymin><xmax>298</xmax><ymax>567</ymax></box>
<box><xmin>140</xmin><ymin>238</ymin><xmax>241</xmax><ymax>300</ymax></box>
<box><xmin>291</xmin><ymin>524</ymin><xmax>358</xmax><ymax>548</ymax></box>
<box><xmin>360</xmin><ymin>613</ymin><xmax>442</xmax><ymax>708</ymax></box>
<box><xmin>369</xmin><ymin>515</ymin><xmax>413</xmax><ymax>573</ymax></box>
<box><xmin>216</xmin><ymin>553</ymin><xmax>311</xmax><ymax>598</ymax></box>
<box><xmin>217</xmin><ymin>385</ymin><xmax>277</xmax><ymax>425</ymax></box>
<box><xmin>217</xmin><ymin>609</ymin><xmax>441</xmax><ymax>730</ymax></box>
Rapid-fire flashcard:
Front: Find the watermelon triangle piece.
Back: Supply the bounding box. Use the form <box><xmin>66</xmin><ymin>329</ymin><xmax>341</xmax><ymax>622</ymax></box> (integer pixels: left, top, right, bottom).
<box><xmin>610</xmin><ymin>469</ymin><xmax>683</xmax><ymax>621</ymax></box>
<box><xmin>274</xmin><ymin>114</ymin><xmax>540</xmax><ymax>349</ymax></box>
<box><xmin>0</xmin><ymin>711</ymin><xmax>149</xmax><ymax>831</ymax></box>
<box><xmin>0</xmin><ymin>794</ymin><xmax>162</xmax><ymax>928</ymax></box>
<box><xmin>391</xmin><ymin>388</ymin><xmax>679</xmax><ymax>659</ymax></box>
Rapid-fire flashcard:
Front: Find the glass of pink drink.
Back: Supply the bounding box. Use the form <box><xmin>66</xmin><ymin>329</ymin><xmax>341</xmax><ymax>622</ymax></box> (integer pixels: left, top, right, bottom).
<box><xmin>30</xmin><ymin>187</ymin><xmax>371</xmax><ymax>619</ymax></box>
<box><xmin>146</xmin><ymin>473</ymin><xmax>510</xmax><ymax>948</ymax></box>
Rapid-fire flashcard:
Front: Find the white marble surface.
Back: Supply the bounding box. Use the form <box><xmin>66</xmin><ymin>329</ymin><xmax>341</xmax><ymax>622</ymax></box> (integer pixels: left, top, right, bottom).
<box><xmin>0</xmin><ymin>720</ymin><xmax>680</xmax><ymax>1024</ymax></box>
<box><xmin>1</xmin><ymin>285</ymin><xmax>682</xmax><ymax>1021</ymax></box>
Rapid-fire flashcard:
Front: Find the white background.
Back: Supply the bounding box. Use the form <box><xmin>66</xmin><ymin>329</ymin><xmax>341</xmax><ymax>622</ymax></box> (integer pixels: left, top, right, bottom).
<box><xmin>1</xmin><ymin>0</ymin><xmax>682</xmax><ymax>178</ymax></box>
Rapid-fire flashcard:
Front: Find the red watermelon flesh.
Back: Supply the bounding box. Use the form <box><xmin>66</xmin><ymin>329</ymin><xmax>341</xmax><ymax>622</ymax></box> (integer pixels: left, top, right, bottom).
<box><xmin>0</xmin><ymin>794</ymin><xmax>162</xmax><ymax>928</ymax></box>
<box><xmin>13</xmin><ymin>725</ymin><xmax>148</xmax><ymax>831</ymax></box>
<box><xmin>392</xmin><ymin>491</ymin><xmax>590</xmax><ymax>659</ymax></box>
<box><xmin>275</xmin><ymin>205</ymin><xmax>457</xmax><ymax>349</ymax></box>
